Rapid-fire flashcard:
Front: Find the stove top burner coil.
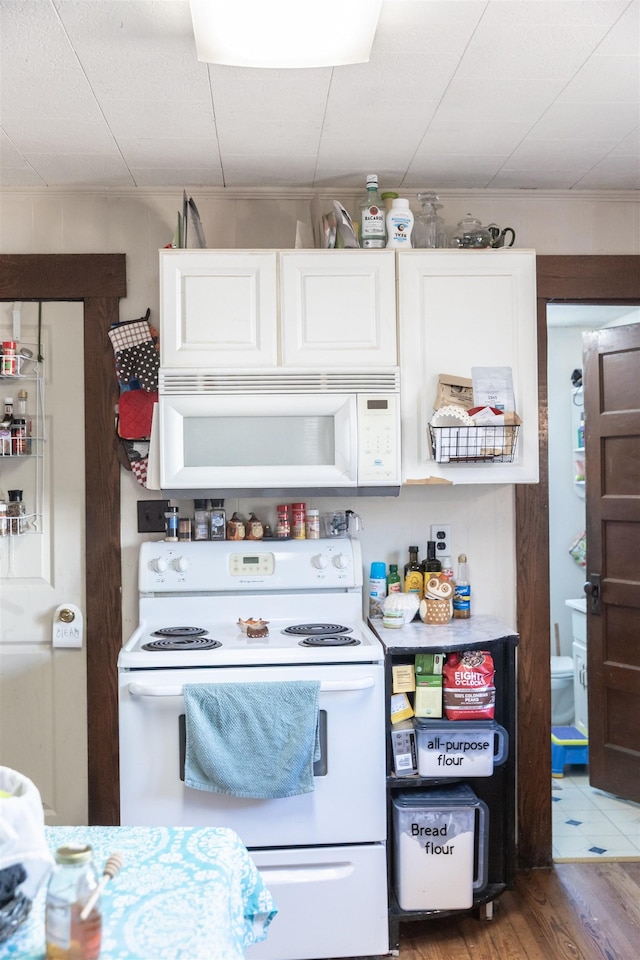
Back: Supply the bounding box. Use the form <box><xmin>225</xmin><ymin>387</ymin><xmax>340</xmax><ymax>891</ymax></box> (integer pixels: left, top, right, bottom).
<box><xmin>151</xmin><ymin>626</ymin><xmax>208</xmax><ymax>638</ymax></box>
<box><xmin>284</xmin><ymin>623</ymin><xmax>352</xmax><ymax>637</ymax></box>
<box><xmin>142</xmin><ymin>637</ymin><xmax>222</xmax><ymax>652</ymax></box>
<box><xmin>298</xmin><ymin>636</ymin><xmax>361</xmax><ymax>647</ymax></box>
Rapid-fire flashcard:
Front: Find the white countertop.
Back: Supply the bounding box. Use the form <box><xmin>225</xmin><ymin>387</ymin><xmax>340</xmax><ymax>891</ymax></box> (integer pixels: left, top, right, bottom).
<box><xmin>369</xmin><ymin>614</ymin><xmax>518</xmax><ymax>651</ymax></box>
<box><xmin>565</xmin><ymin>597</ymin><xmax>587</xmax><ymax>614</ymax></box>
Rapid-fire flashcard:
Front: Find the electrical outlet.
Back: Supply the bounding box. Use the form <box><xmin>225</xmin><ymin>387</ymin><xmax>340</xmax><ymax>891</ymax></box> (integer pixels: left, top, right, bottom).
<box><xmin>137</xmin><ymin>499</ymin><xmax>169</xmax><ymax>533</ymax></box>
<box><xmin>430</xmin><ymin>523</ymin><xmax>451</xmax><ymax>558</ymax></box>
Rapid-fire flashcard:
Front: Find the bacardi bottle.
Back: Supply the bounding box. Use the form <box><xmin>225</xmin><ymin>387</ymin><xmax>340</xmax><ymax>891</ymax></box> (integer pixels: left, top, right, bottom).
<box><xmin>359</xmin><ymin>174</ymin><xmax>386</xmax><ymax>248</ymax></box>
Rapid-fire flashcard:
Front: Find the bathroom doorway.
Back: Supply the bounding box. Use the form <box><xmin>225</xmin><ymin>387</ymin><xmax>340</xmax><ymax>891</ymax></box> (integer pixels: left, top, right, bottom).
<box><xmin>547</xmin><ymin>304</ymin><xmax>640</xmax><ymax>860</ymax></box>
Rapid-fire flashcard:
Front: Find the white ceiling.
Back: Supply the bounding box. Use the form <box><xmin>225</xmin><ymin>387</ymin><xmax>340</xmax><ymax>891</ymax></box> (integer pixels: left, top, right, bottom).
<box><xmin>1</xmin><ymin>0</ymin><xmax>638</xmax><ymax>191</ymax></box>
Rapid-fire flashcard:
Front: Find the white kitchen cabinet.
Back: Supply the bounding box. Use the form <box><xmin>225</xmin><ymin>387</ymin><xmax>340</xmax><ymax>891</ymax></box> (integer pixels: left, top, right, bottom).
<box><xmin>397</xmin><ymin>249</ymin><xmax>538</xmax><ymax>484</ymax></box>
<box><xmin>160</xmin><ymin>250</ymin><xmax>278</xmax><ymax>369</ymax></box>
<box><xmin>573</xmin><ymin>639</ymin><xmax>588</xmax><ymax>736</ymax></box>
<box><xmin>160</xmin><ymin>249</ymin><xmax>397</xmax><ymax>370</ymax></box>
<box><xmin>279</xmin><ymin>250</ymin><xmax>397</xmax><ymax>367</ymax></box>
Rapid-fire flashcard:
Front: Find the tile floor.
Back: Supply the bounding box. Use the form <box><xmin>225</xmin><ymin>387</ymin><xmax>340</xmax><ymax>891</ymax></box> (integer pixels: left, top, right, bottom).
<box><xmin>552</xmin><ymin>767</ymin><xmax>640</xmax><ymax>860</ymax></box>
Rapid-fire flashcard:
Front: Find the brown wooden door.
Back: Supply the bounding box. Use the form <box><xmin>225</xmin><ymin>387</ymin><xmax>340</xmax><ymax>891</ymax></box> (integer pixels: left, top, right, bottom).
<box><xmin>583</xmin><ymin>321</ymin><xmax>640</xmax><ymax>803</ymax></box>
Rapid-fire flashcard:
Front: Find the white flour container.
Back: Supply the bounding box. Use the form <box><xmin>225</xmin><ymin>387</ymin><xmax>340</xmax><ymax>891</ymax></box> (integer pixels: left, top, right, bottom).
<box><xmin>392</xmin><ymin>785</ymin><xmax>488</xmax><ymax>911</ymax></box>
<box><xmin>415</xmin><ymin>719</ymin><xmax>508</xmax><ymax>777</ymax></box>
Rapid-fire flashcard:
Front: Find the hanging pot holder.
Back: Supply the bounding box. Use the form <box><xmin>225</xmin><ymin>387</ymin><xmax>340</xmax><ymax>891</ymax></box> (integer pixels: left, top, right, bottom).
<box><xmin>117</xmin><ymin>389</ymin><xmax>157</xmax><ymax>441</ymax></box>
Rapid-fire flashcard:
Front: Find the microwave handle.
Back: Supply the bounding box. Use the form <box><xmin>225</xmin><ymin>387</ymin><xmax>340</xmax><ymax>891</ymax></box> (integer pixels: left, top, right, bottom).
<box><xmin>127</xmin><ymin>677</ymin><xmax>375</xmax><ymax>698</ymax></box>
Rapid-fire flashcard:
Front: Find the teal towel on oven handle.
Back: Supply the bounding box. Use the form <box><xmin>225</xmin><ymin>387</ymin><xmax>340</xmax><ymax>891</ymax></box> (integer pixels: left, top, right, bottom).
<box><xmin>183</xmin><ymin>681</ymin><xmax>321</xmax><ymax>799</ymax></box>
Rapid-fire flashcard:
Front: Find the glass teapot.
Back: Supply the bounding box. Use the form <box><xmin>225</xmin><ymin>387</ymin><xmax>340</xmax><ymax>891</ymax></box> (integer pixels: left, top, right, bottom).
<box><xmin>449</xmin><ymin>214</ymin><xmax>493</xmax><ymax>248</ymax></box>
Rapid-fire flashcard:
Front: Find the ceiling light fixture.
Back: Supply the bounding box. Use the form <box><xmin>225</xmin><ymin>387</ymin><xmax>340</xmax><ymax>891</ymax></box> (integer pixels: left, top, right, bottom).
<box><xmin>189</xmin><ymin>0</ymin><xmax>382</xmax><ymax>69</ymax></box>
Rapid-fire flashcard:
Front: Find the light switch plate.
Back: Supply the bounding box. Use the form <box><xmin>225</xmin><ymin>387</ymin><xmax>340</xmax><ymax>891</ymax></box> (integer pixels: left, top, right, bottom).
<box><xmin>430</xmin><ymin>523</ymin><xmax>451</xmax><ymax>558</ymax></box>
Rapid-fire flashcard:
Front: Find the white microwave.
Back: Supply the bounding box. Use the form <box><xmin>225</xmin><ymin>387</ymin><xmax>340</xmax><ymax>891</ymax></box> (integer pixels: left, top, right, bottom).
<box><xmin>155</xmin><ymin>370</ymin><xmax>401</xmax><ymax>495</ymax></box>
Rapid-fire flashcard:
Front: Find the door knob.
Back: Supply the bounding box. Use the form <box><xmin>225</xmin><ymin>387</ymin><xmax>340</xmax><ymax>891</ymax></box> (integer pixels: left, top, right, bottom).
<box><xmin>52</xmin><ymin>603</ymin><xmax>84</xmax><ymax>648</ymax></box>
<box><xmin>584</xmin><ymin>574</ymin><xmax>601</xmax><ymax>615</ymax></box>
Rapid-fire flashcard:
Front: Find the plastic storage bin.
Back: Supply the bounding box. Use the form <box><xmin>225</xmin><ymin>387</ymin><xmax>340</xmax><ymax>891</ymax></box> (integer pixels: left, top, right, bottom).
<box><xmin>392</xmin><ymin>785</ymin><xmax>488</xmax><ymax>911</ymax></box>
<box><xmin>415</xmin><ymin>719</ymin><xmax>508</xmax><ymax>777</ymax></box>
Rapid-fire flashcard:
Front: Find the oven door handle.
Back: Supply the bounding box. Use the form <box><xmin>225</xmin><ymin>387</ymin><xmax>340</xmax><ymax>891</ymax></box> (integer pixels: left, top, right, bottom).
<box><xmin>126</xmin><ymin>677</ymin><xmax>375</xmax><ymax>698</ymax></box>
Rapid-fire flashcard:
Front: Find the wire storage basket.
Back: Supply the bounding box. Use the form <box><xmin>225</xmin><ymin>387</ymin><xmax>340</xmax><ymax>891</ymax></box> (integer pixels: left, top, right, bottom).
<box><xmin>429</xmin><ymin>420</ymin><xmax>521</xmax><ymax>463</ymax></box>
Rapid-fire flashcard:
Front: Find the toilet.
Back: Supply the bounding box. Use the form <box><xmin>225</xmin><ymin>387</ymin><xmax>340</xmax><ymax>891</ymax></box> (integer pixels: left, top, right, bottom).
<box><xmin>551</xmin><ymin>656</ymin><xmax>575</xmax><ymax>725</ymax></box>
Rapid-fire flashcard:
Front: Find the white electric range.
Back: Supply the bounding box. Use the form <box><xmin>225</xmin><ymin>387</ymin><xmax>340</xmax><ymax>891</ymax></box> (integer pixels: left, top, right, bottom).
<box><xmin>118</xmin><ymin>537</ymin><xmax>389</xmax><ymax>960</ymax></box>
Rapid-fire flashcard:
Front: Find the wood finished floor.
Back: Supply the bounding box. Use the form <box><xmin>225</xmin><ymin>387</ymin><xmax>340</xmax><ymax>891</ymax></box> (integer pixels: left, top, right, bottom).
<box><xmin>396</xmin><ymin>861</ymin><xmax>640</xmax><ymax>959</ymax></box>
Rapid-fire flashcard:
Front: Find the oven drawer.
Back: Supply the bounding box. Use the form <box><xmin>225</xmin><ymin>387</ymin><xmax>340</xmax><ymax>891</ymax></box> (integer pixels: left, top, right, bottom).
<box><xmin>247</xmin><ymin>844</ymin><xmax>389</xmax><ymax>960</ymax></box>
<box><xmin>119</xmin><ymin>663</ymin><xmax>387</xmax><ymax>845</ymax></box>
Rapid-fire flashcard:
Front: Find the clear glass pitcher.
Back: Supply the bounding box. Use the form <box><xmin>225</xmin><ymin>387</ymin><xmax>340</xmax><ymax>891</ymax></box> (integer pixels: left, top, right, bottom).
<box><xmin>414</xmin><ymin>192</ymin><xmax>444</xmax><ymax>249</ymax></box>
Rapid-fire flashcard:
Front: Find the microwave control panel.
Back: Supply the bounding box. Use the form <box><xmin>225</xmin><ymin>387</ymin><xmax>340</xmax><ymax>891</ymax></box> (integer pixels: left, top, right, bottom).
<box><xmin>357</xmin><ymin>394</ymin><xmax>400</xmax><ymax>482</ymax></box>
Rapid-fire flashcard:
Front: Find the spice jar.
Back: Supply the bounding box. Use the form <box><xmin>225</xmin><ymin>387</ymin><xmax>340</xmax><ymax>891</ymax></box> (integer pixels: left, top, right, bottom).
<box><xmin>209</xmin><ymin>499</ymin><xmax>226</xmax><ymax>540</ymax></box>
<box><xmin>164</xmin><ymin>505</ymin><xmax>179</xmax><ymax>541</ymax></box>
<box><xmin>7</xmin><ymin>489</ymin><xmax>26</xmax><ymax>535</ymax></box>
<box><xmin>0</xmin><ymin>500</ymin><xmax>7</xmax><ymax>537</ymax></box>
<box><xmin>305</xmin><ymin>509</ymin><xmax>320</xmax><ymax>539</ymax></box>
<box><xmin>276</xmin><ymin>504</ymin><xmax>290</xmax><ymax>539</ymax></box>
<box><xmin>1</xmin><ymin>341</ymin><xmax>17</xmax><ymax>376</ymax></box>
<box><xmin>292</xmin><ymin>502</ymin><xmax>306</xmax><ymax>539</ymax></box>
<box><xmin>46</xmin><ymin>844</ymin><xmax>102</xmax><ymax>960</ymax></box>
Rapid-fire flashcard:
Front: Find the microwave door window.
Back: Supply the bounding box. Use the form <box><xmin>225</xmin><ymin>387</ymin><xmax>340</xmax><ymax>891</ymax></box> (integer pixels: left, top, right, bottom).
<box><xmin>183</xmin><ymin>416</ymin><xmax>335</xmax><ymax>467</ymax></box>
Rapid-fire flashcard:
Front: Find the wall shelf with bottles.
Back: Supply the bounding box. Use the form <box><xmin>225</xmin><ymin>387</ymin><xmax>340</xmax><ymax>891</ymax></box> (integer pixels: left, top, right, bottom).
<box><xmin>0</xmin><ymin>346</ymin><xmax>45</xmax><ymax>537</ymax></box>
<box><xmin>572</xmin><ymin>386</ymin><xmax>585</xmax><ymax>499</ymax></box>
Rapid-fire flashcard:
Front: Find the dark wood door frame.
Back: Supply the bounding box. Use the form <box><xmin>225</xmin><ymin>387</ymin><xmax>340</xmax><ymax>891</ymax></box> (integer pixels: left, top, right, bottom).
<box><xmin>2</xmin><ymin>253</ymin><xmax>639</xmax><ymax>860</ymax></box>
<box><xmin>516</xmin><ymin>255</ymin><xmax>640</xmax><ymax>867</ymax></box>
<box><xmin>0</xmin><ymin>254</ymin><xmax>126</xmax><ymax>825</ymax></box>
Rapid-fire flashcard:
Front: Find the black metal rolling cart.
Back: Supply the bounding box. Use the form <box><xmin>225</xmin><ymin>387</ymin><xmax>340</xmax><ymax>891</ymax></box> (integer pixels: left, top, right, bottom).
<box><xmin>370</xmin><ymin>616</ymin><xmax>518</xmax><ymax>954</ymax></box>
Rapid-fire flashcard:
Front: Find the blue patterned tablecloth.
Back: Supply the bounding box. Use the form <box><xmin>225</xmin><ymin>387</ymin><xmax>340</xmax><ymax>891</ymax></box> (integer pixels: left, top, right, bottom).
<box><xmin>3</xmin><ymin>825</ymin><xmax>277</xmax><ymax>960</ymax></box>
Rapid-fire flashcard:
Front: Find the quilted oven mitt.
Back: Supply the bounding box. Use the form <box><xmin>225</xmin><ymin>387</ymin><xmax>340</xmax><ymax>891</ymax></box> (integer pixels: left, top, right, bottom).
<box><xmin>108</xmin><ymin>311</ymin><xmax>159</xmax><ymax>392</ymax></box>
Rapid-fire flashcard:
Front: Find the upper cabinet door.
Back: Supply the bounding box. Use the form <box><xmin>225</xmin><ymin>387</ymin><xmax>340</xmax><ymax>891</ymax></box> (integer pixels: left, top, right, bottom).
<box><xmin>160</xmin><ymin>250</ymin><xmax>278</xmax><ymax>368</ymax></box>
<box><xmin>280</xmin><ymin>251</ymin><xmax>397</xmax><ymax>368</ymax></box>
<box><xmin>398</xmin><ymin>250</ymin><xmax>538</xmax><ymax>484</ymax></box>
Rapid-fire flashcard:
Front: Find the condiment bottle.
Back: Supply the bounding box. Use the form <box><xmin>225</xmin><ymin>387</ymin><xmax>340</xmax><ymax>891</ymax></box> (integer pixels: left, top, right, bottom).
<box><xmin>209</xmin><ymin>499</ymin><xmax>226</xmax><ymax>540</ymax></box>
<box><xmin>369</xmin><ymin>562</ymin><xmax>387</xmax><ymax>620</ymax></box>
<box><xmin>421</xmin><ymin>540</ymin><xmax>441</xmax><ymax>594</ymax></box>
<box><xmin>386</xmin><ymin>198</ymin><xmax>414</xmax><ymax>248</ymax></box>
<box><xmin>452</xmin><ymin>553</ymin><xmax>471</xmax><ymax>619</ymax></box>
<box><xmin>403</xmin><ymin>546</ymin><xmax>422</xmax><ymax>597</ymax></box>
<box><xmin>2</xmin><ymin>397</ymin><xmax>13</xmax><ymax>426</ymax></box>
<box><xmin>46</xmin><ymin>844</ymin><xmax>102</xmax><ymax>960</ymax></box>
<box><xmin>387</xmin><ymin>564</ymin><xmax>401</xmax><ymax>593</ymax></box>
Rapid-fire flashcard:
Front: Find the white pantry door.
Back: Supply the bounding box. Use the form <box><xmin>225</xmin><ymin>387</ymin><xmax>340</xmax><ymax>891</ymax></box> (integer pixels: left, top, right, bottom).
<box><xmin>0</xmin><ymin>302</ymin><xmax>87</xmax><ymax>824</ymax></box>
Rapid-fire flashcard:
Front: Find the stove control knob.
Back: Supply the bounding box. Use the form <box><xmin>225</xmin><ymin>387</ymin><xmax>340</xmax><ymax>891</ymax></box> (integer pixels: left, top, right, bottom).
<box><xmin>332</xmin><ymin>553</ymin><xmax>350</xmax><ymax>570</ymax></box>
<box><xmin>150</xmin><ymin>557</ymin><xmax>168</xmax><ymax>573</ymax></box>
<box><xmin>311</xmin><ymin>553</ymin><xmax>328</xmax><ymax>570</ymax></box>
<box><xmin>174</xmin><ymin>556</ymin><xmax>189</xmax><ymax>573</ymax></box>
